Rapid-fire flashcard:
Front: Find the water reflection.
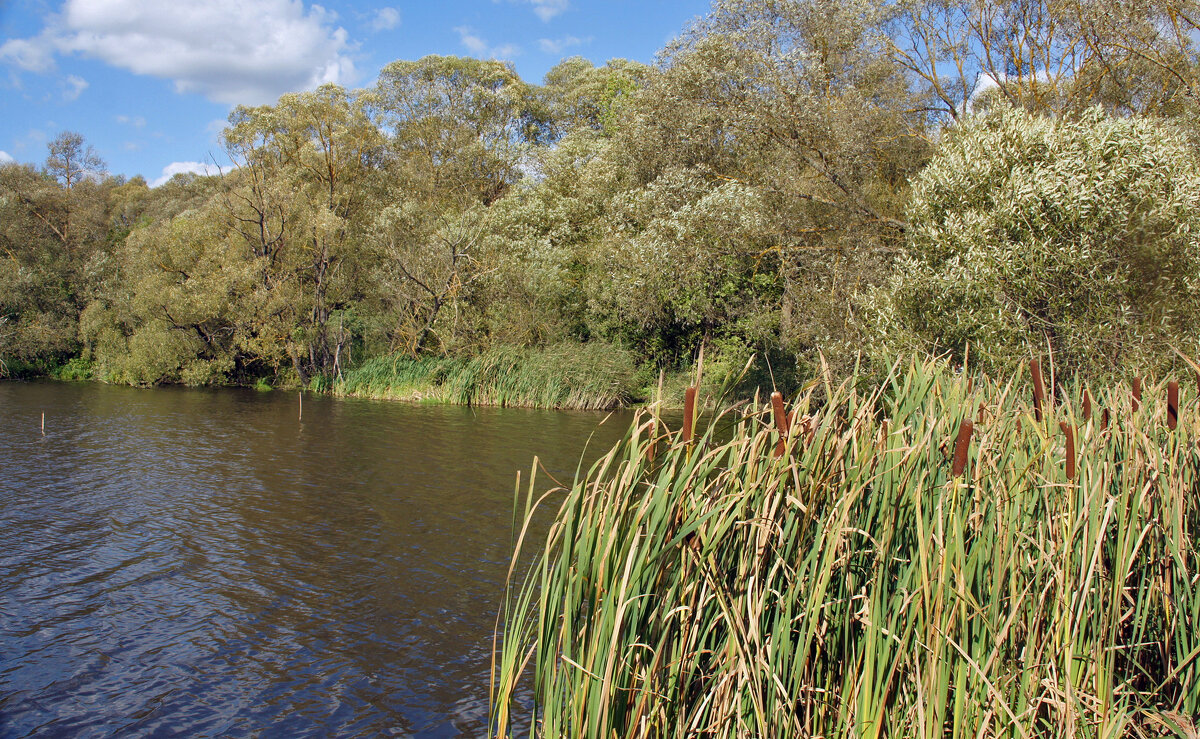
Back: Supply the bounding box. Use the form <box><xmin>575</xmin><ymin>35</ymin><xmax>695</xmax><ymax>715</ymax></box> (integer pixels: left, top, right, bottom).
<box><xmin>0</xmin><ymin>382</ymin><xmax>630</xmax><ymax>737</ymax></box>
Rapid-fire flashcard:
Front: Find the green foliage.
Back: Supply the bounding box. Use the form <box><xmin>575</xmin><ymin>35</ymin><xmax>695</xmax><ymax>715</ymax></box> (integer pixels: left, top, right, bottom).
<box><xmin>8</xmin><ymin>0</ymin><xmax>1200</xmax><ymax>399</ymax></box>
<box><xmin>336</xmin><ymin>342</ymin><xmax>639</xmax><ymax>410</ymax></box>
<box><xmin>883</xmin><ymin>106</ymin><xmax>1200</xmax><ymax>378</ymax></box>
<box><xmin>494</xmin><ymin>358</ymin><xmax>1200</xmax><ymax>737</ymax></box>
<box><xmin>52</xmin><ymin>357</ymin><xmax>94</xmax><ymax>381</ymax></box>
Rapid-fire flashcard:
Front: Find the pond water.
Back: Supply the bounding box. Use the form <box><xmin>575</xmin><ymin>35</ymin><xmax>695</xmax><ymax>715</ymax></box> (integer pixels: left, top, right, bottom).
<box><xmin>0</xmin><ymin>382</ymin><xmax>631</xmax><ymax>737</ymax></box>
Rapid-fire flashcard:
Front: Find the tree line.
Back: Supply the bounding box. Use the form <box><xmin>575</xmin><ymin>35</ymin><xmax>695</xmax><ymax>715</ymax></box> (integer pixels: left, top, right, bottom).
<box><xmin>4</xmin><ymin>0</ymin><xmax>1200</xmax><ymax>397</ymax></box>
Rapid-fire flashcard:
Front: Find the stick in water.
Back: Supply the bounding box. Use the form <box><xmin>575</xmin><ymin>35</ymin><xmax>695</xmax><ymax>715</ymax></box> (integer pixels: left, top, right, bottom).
<box><xmin>299</xmin><ymin>392</ymin><xmax>303</xmax><ymax>422</ymax></box>
<box><xmin>41</xmin><ymin>412</ymin><xmax>45</xmax><ymax>435</ymax></box>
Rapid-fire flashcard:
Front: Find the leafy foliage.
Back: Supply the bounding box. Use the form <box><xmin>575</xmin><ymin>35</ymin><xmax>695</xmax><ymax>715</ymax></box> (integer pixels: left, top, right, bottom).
<box><xmin>6</xmin><ymin>0</ymin><xmax>1200</xmax><ymax>399</ymax></box>
<box><xmin>885</xmin><ymin>106</ymin><xmax>1200</xmax><ymax>377</ymax></box>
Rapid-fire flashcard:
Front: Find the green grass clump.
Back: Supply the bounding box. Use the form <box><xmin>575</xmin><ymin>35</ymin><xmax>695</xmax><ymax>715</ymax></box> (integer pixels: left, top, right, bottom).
<box><xmin>52</xmin><ymin>357</ymin><xmax>95</xmax><ymax>381</ymax></box>
<box><xmin>334</xmin><ymin>342</ymin><xmax>639</xmax><ymax>410</ymax></box>
<box><xmin>492</xmin><ymin>358</ymin><xmax>1200</xmax><ymax>737</ymax></box>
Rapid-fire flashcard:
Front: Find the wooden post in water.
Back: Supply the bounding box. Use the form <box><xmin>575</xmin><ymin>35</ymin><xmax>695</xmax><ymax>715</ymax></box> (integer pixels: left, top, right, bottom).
<box><xmin>1168</xmin><ymin>381</ymin><xmax>1180</xmax><ymax>431</ymax></box>
<box><xmin>1031</xmin><ymin>358</ymin><xmax>1046</xmax><ymax>422</ymax></box>
<box><xmin>1060</xmin><ymin>422</ymin><xmax>1076</xmax><ymax>481</ymax></box>
<box><xmin>299</xmin><ymin>392</ymin><xmax>303</xmax><ymax>422</ymax></box>
<box><xmin>770</xmin><ymin>392</ymin><xmax>787</xmax><ymax>458</ymax></box>
<box><xmin>41</xmin><ymin>412</ymin><xmax>45</xmax><ymax>436</ymax></box>
<box><xmin>952</xmin><ymin>419</ymin><xmax>973</xmax><ymax>478</ymax></box>
<box><xmin>1132</xmin><ymin>376</ymin><xmax>1142</xmax><ymax>413</ymax></box>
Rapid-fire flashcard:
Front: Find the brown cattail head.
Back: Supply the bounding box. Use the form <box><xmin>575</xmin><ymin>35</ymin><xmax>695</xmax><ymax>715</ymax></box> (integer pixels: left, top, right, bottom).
<box><xmin>1102</xmin><ymin>408</ymin><xmax>1110</xmax><ymax>431</ymax></box>
<box><xmin>1168</xmin><ymin>380</ymin><xmax>1180</xmax><ymax>431</ymax></box>
<box><xmin>1031</xmin><ymin>358</ymin><xmax>1046</xmax><ymax>421</ymax></box>
<box><xmin>1082</xmin><ymin>389</ymin><xmax>1092</xmax><ymax>421</ymax></box>
<box><xmin>770</xmin><ymin>391</ymin><xmax>787</xmax><ymax>457</ymax></box>
<box><xmin>682</xmin><ymin>386</ymin><xmax>697</xmax><ymax>445</ymax></box>
<box><xmin>1060</xmin><ymin>422</ymin><xmax>1076</xmax><ymax>481</ymax></box>
<box><xmin>952</xmin><ymin>419</ymin><xmax>973</xmax><ymax>478</ymax></box>
<box><xmin>1132</xmin><ymin>376</ymin><xmax>1142</xmax><ymax>412</ymax></box>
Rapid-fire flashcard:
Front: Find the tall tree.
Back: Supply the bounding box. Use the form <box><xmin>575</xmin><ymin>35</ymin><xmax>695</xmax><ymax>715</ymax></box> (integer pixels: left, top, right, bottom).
<box><xmin>45</xmin><ymin>131</ymin><xmax>106</xmax><ymax>189</ymax></box>
<box><xmin>222</xmin><ymin>83</ymin><xmax>384</xmax><ymax>382</ymax></box>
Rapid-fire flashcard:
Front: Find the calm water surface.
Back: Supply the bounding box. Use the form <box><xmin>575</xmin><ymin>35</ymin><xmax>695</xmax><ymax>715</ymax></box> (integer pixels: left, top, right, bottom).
<box><xmin>0</xmin><ymin>382</ymin><xmax>630</xmax><ymax>737</ymax></box>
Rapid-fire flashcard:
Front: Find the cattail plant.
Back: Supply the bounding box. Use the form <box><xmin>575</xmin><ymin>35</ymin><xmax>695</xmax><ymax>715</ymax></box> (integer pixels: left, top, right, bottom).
<box><xmin>493</xmin><ymin>358</ymin><xmax>1200</xmax><ymax>738</ymax></box>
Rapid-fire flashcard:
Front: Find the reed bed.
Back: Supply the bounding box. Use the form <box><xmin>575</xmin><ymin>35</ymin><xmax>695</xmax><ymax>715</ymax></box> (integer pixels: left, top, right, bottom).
<box><xmin>492</xmin><ymin>358</ymin><xmax>1200</xmax><ymax>738</ymax></box>
<box><xmin>334</xmin><ymin>343</ymin><xmax>638</xmax><ymax>410</ymax></box>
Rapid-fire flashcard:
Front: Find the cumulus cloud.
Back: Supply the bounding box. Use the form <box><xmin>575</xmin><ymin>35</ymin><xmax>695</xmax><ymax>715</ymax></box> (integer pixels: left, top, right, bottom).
<box><xmin>454</xmin><ymin>26</ymin><xmax>520</xmax><ymax>60</ymax></box>
<box><xmin>151</xmin><ymin>160</ymin><xmax>219</xmax><ymax>187</ymax></box>
<box><xmin>538</xmin><ymin>35</ymin><xmax>587</xmax><ymax>55</ymax></box>
<box><xmin>0</xmin><ymin>151</ymin><xmax>15</xmax><ymax>164</ymax></box>
<box><xmin>62</xmin><ymin>74</ymin><xmax>87</xmax><ymax>101</ymax></box>
<box><xmin>116</xmin><ymin>114</ymin><xmax>146</xmax><ymax>128</ymax></box>
<box><xmin>524</xmin><ymin>0</ymin><xmax>568</xmax><ymax>21</ymax></box>
<box><xmin>372</xmin><ymin>7</ymin><xmax>401</xmax><ymax>31</ymax></box>
<box><xmin>1</xmin><ymin>0</ymin><xmax>358</xmax><ymax>105</ymax></box>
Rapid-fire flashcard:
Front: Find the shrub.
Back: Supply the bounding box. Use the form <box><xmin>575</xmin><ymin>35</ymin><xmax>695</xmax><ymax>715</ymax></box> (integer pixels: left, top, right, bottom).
<box><xmin>884</xmin><ymin>106</ymin><xmax>1200</xmax><ymax>378</ymax></box>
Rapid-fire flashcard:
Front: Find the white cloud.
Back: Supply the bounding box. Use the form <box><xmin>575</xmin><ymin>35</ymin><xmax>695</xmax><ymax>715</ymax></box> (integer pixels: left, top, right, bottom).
<box><xmin>454</xmin><ymin>26</ymin><xmax>521</xmax><ymax>60</ymax></box>
<box><xmin>1</xmin><ymin>0</ymin><xmax>358</xmax><ymax>106</ymax></box>
<box><xmin>116</xmin><ymin>114</ymin><xmax>146</xmax><ymax>128</ymax></box>
<box><xmin>455</xmin><ymin>26</ymin><xmax>489</xmax><ymax>56</ymax></box>
<box><xmin>151</xmin><ymin>160</ymin><xmax>218</xmax><ymax>187</ymax></box>
<box><xmin>0</xmin><ymin>37</ymin><xmax>56</xmax><ymax>72</ymax></box>
<box><xmin>538</xmin><ymin>35</ymin><xmax>587</xmax><ymax>55</ymax></box>
<box><xmin>0</xmin><ymin>151</ymin><xmax>15</xmax><ymax>164</ymax></box>
<box><xmin>62</xmin><ymin>74</ymin><xmax>87</xmax><ymax>101</ymax></box>
<box><xmin>524</xmin><ymin>0</ymin><xmax>568</xmax><ymax>22</ymax></box>
<box><xmin>966</xmin><ymin>70</ymin><xmax>1057</xmax><ymax>112</ymax></box>
<box><xmin>372</xmin><ymin>7</ymin><xmax>400</xmax><ymax>31</ymax></box>
<box><xmin>491</xmin><ymin>43</ymin><xmax>521</xmax><ymax>60</ymax></box>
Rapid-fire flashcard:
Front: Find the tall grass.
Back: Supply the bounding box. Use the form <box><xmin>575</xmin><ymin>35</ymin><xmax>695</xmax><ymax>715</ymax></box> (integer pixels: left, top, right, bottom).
<box><xmin>492</xmin><ymin>358</ymin><xmax>1200</xmax><ymax>737</ymax></box>
<box><xmin>334</xmin><ymin>343</ymin><xmax>639</xmax><ymax>410</ymax></box>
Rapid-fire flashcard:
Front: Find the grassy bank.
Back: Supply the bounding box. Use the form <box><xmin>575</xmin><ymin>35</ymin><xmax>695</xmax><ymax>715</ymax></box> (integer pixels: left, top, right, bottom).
<box><xmin>492</xmin><ymin>359</ymin><xmax>1200</xmax><ymax>737</ymax></box>
<box><xmin>333</xmin><ymin>343</ymin><xmax>642</xmax><ymax>411</ymax></box>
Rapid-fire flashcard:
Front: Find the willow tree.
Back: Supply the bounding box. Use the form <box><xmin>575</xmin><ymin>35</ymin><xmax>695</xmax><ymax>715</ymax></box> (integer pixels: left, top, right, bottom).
<box><xmin>0</xmin><ymin>135</ymin><xmax>115</xmax><ymax>372</ymax></box>
<box><xmin>885</xmin><ymin>106</ymin><xmax>1200</xmax><ymax>377</ymax></box>
<box><xmin>362</xmin><ymin>56</ymin><xmax>547</xmax><ymax>355</ymax></box>
<box><xmin>585</xmin><ymin>0</ymin><xmax>927</xmax><ymax>371</ymax></box>
<box><xmin>888</xmin><ymin>0</ymin><xmax>1200</xmax><ymax>120</ymax></box>
<box><xmin>222</xmin><ymin>83</ymin><xmax>383</xmax><ymax>382</ymax></box>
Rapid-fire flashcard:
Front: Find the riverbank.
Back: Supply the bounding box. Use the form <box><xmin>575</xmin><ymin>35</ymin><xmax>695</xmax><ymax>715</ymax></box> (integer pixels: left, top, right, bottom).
<box><xmin>5</xmin><ymin>342</ymin><xmax>801</xmax><ymax>412</ymax></box>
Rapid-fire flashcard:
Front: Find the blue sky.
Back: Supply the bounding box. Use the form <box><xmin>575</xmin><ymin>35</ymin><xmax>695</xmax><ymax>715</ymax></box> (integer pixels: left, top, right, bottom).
<box><xmin>0</xmin><ymin>0</ymin><xmax>711</xmax><ymax>185</ymax></box>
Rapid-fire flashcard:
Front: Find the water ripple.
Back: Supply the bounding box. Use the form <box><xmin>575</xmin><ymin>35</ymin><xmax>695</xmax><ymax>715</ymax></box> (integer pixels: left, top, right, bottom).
<box><xmin>1</xmin><ymin>382</ymin><xmax>628</xmax><ymax>737</ymax></box>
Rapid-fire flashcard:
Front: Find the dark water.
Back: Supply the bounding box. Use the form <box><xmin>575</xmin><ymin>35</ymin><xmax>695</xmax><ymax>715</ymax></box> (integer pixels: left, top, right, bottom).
<box><xmin>0</xmin><ymin>382</ymin><xmax>630</xmax><ymax>737</ymax></box>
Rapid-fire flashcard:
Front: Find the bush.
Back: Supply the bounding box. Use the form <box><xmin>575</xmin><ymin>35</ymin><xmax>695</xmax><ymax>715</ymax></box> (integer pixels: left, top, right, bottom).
<box><xmin>883</xmin><ymin>106</ymin><xmax>1200</xmax><ymax>378</ymax></box>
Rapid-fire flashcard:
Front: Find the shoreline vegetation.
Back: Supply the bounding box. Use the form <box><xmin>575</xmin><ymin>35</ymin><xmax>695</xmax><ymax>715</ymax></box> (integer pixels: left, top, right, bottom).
<box><xmin>492</xmin><ymin>358</ymin><xmax>1200</xmax><ymax>737</ymax></box>
<box><xmin>6</xmin><ymin>2</ymin><xmax>1200</xmax><ymax>405</ymax></box>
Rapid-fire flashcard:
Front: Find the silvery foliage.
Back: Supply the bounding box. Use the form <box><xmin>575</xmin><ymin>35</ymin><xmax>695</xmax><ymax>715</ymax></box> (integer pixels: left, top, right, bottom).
<box><xmin>883</xmin><ymin>106</ymin><xmax>1200</xmax><ymax>376</ymax></box>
